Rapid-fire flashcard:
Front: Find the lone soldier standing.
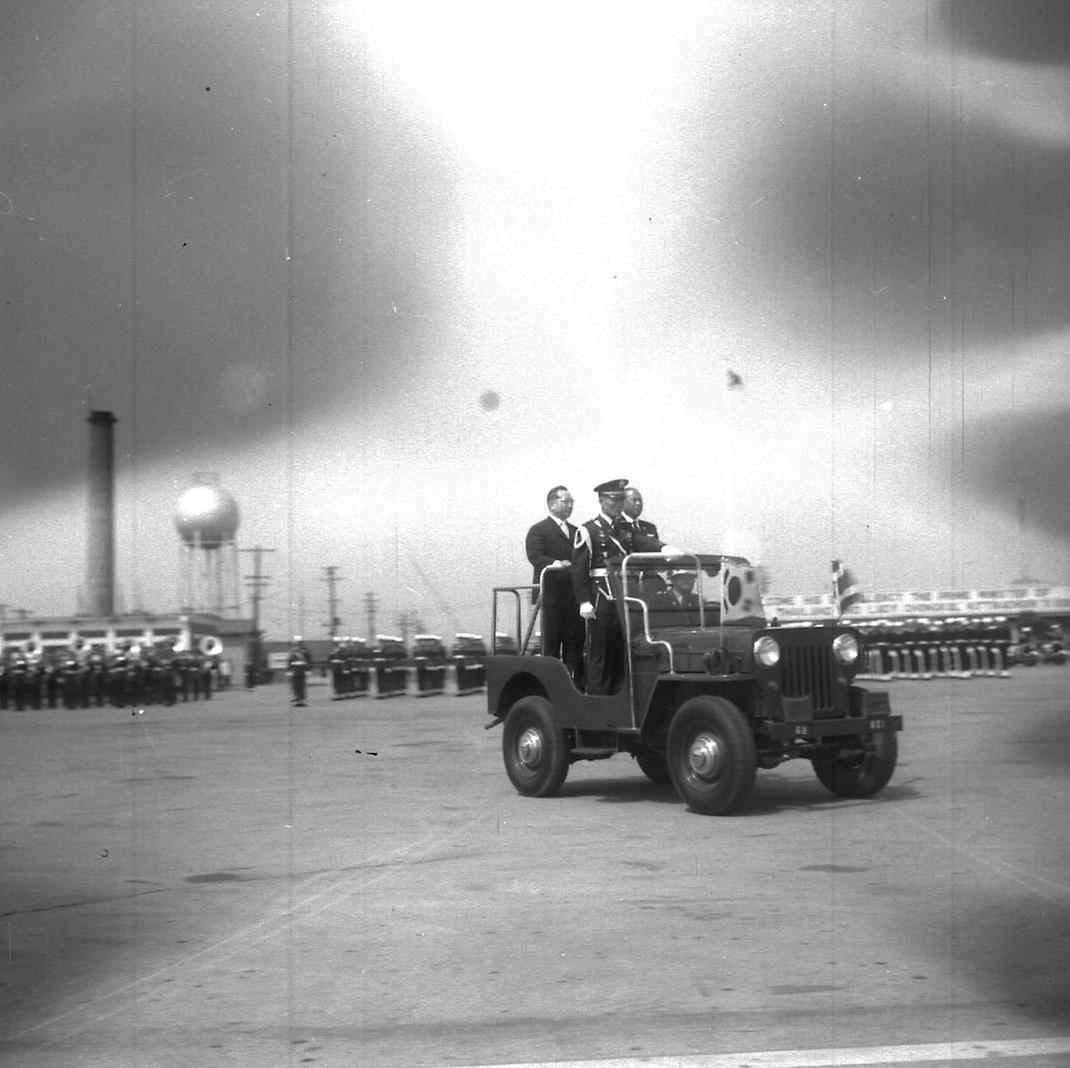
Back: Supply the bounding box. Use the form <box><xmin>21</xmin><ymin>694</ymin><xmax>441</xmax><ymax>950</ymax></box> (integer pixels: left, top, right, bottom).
<box><xmin>288</xmin><ymin>637</ymin><xmax>313</xmax><ymax>708</ymax></box>
<box><xmin>572</xmin><ymin>479</ymin><xmax>676</xmax><ymax>695</ymax></box>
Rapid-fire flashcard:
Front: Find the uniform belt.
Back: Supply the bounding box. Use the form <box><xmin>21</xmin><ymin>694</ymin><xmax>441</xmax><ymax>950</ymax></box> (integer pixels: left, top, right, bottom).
<box><xmin>590</xmin><ymin>568</ymin><xmax>608</xmax><ymax>577</ymax></box>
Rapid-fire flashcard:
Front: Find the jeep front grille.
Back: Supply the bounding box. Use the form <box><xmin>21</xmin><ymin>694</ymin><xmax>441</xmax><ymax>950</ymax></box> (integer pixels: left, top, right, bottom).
<box><xmin>781</xmin><ymin>644</ymin><xmax>835</xmax><ymax>716</ymax></box>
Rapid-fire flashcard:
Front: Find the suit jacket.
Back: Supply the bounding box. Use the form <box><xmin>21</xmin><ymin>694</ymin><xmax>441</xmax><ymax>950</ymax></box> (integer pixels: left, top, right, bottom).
<box><xmin>525</xmin><ymin>517</ymin><xmax>577</xmax><ymax>604</ymax></box>
<box><xmin>626</xmin><ymin>517</ymin><xmax>659</xmax><ymax>541</ymax></box>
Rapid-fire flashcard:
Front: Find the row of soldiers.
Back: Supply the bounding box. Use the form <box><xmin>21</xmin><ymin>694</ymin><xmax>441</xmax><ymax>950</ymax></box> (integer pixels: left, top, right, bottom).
<box><xmin>326</xmin><ymin>638</ymin><xmax>377</xmax><ymax>699</ymax></box>
<box><xmin>0</xmin><ymin>641</ymin><xmax>222</xmax><ymax>711</ymax></box>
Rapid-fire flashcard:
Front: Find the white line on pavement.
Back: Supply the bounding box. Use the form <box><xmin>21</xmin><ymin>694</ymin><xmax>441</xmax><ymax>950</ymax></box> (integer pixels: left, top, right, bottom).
<box><xmin>450</xmin><ymin>1035</ymin><xmax>1070</xmax><ymax>1068</ymax></box>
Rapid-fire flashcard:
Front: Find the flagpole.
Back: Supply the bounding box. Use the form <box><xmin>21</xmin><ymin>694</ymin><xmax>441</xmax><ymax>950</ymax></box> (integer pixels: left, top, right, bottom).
<box><xmin>723</xmin><ymin>357</ymin><xmax>735</xmax><ymax>552</ymax></box>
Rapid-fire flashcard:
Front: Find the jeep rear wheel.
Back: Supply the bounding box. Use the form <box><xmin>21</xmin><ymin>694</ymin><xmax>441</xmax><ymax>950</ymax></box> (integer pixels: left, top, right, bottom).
<box><xmin>811</xmin><ymin>731</ymin><xmax>898</xmax><ymax>799</ymax></box>
<box><xmin>635</xmin><ymin>746</ymin><xmax>671</xmax><ymax>785</ymax></box>
<box><xmin>667</xmin><ymin>696</ymin><xmax>756</xmax><ymax>815</ymax></box>
<box><xmin>502</xmin><ymin>695</ymin><xmax>569</xmax><ymax>797</ymax></box>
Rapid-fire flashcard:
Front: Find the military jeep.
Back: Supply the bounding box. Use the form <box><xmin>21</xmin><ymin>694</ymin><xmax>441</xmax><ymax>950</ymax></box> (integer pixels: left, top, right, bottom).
<box><xmin>485</xmin><ymin>553</ymin><xmax>902</xmax><ymax>815</ymax></box>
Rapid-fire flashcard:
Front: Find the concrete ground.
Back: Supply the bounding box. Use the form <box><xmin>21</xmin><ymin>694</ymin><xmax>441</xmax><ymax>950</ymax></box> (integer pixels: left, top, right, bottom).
<box><xmin>1</xmin><ymin>669</ymin><xmax>1068</xmax><ymax>1067</ymax></box>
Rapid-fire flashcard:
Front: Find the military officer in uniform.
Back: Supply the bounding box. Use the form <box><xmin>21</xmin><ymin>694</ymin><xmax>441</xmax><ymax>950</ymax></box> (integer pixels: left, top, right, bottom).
<box><xmin>572</xmin><ymin>479</ymin><xmax>678</xmax><ymax>695</ymax></box>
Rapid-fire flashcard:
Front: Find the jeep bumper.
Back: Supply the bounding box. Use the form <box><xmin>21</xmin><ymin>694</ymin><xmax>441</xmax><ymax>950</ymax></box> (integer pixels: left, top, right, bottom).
<box><xmin>758</xmin><ymin>713</ymin><xmax>903</xmax><ymax>743</ymax></box>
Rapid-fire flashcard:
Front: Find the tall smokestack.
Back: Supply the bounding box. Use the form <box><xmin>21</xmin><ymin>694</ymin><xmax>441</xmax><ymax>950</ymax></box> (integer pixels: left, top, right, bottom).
<box><xmin>87</xmin><ymin>410</ymin><xmax>117</xmax><ymax>617</ymax></box>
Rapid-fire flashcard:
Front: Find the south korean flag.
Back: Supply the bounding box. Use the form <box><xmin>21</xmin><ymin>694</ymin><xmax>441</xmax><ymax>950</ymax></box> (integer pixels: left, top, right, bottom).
<box><xmin>721</xmin><ymin>558</ymin><xmax>762</xmax><ymax>622</ymax></box>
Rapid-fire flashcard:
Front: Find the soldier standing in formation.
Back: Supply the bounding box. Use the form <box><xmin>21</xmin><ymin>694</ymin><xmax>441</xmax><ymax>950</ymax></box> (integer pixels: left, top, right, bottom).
<box><xmin>288</xmin><ymin>637</ymin><xmax>313</xmax><ymax>707</ymax></box>
<box><xmin>87</xmin><ymin>646</ymin><xmax>107</xmax><ymax>706</ymax></box>
<box><xmin>155</xmin><ymin>640</ymin><xmax>178</xmax><ymax>706</ymax></box>
<box><xmin>329</xmin><ymin>638</ymin><xmax>347</xmax><ymax>697</ymax></box>
<box><xmin>0</xmin><ymin>640</ymin><xmax>221</xmax><ymax>709</ymax></box>
<box><xmin>8</xmin><ymin>646</ymin><xmax>32</xmax><ymax>710</ymax></box>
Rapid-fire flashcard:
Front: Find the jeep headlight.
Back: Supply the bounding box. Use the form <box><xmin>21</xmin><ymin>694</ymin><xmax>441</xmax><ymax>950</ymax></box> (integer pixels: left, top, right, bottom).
<box><xmin>833</xmin><ymin>632</ymin><xmax>860</xmax><ymax>665</ymax></box>
<box><xmin>753</xmin><ymin>635</ymin><xmax>780</xmax><ymax>667</ymax></box>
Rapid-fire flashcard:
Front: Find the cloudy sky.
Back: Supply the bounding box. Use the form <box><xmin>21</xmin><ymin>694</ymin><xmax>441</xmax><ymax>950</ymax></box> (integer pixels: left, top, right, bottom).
<box><xmin>1</xmin><ymin>0</ymin><xmax>1068</xmax><ymax>640</ymax></box>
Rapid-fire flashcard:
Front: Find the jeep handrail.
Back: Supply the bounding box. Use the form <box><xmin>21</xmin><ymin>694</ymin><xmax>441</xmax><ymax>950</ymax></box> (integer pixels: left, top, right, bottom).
<box><xmin>492</xmin><ymin>588</ymin><xmax>525</xmax><ymax>654</ymax></box>
<box><xmin>622</xmin><ymin>595</ymin><xmax>675</xmax><ymax>672</ymax></box>
<box><xmin>521</xmin><ymin>572</ymin><xmax>546</xmax><ymax>655</ymax></box>
<box><xmin>517</xmin><ymin>562</ymin><xmax>563</xmax><ymax>655</ymax></box>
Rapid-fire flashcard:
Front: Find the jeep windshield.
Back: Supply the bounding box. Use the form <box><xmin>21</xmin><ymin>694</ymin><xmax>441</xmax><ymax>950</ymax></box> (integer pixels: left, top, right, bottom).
<box><xmin>620</xmin><ymin>553</ymin><xmax>766</xmax><ymax>630</ymax></box>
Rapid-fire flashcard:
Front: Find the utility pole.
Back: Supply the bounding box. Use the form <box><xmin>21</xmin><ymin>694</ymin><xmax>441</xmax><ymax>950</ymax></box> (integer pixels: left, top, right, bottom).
<box><xmin>322</xmin><ymin>566</ymin><xmax>343</xmax><ymax>638</ymax></box>
<box><xmin>364</xmin><ymin>591</ymin><xmax>378</xmax><ymax>639</ymax></box>
<box><xmin>240</xmin><ymin>546</ymin><xmax>276</xmax><ymax>688</ymax></box>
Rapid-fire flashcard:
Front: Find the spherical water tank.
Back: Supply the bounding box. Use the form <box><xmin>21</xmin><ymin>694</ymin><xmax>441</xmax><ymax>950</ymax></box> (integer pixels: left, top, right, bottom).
<box><xmin>174</xmin><ymin>476</ymin><xmax>240</xmax><ymax>550</ymax></box>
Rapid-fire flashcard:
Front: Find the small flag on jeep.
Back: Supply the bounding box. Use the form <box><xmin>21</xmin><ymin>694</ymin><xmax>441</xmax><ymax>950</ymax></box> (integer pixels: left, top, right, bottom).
<box><xmin>721</xmin><ymin>559</ymin><xmax>763</xmax><ymax>621</ymax></box>
<box><xmin>832</xmin><ymin>560</ymin><xmax>863</xmax><ymax>616</ymax></box>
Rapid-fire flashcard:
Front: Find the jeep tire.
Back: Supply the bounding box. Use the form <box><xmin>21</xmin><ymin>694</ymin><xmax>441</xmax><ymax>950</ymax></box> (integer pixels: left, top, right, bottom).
<box><xmin>635</xmin><ymin>746</ymin><xmax>671</xmax><ymax>785</ymax></box>
<box><xmin>502</xmin><ymin>695</ymin><xmax>570</xmax><ymax>797</ymax></box>
<box><xmin>667</xmin><ymin>695</ymin><xmax>756</xmax><ymax>815</ymax></box>
<box><xmin>811</xmin><ymin>730</ymin><xmax>898</xmax><ymax>798</ymax></box>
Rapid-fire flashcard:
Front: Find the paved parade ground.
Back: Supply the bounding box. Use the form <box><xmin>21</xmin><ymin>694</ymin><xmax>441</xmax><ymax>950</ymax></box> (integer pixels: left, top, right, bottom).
<box><xmin>2</xmin><ymin>671</ymin><xmax>1069</xmax><ymax>1067</ymax></box>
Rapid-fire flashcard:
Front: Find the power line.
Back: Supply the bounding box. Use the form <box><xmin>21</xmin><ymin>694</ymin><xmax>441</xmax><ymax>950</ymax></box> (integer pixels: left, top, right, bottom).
<box><xmin>364</xmin><ymin>591</ymin><xmax>379</xmax><ymax>639</ymax></box>
<box><xmin>240</xmin><ymin>546</ymin><xmax>276</xmax><ymax>687</ymax></box>
<box><xmin>322</xmin><ymin>566</ymin><xmax>343</xmax><ymax>638</ymax></box>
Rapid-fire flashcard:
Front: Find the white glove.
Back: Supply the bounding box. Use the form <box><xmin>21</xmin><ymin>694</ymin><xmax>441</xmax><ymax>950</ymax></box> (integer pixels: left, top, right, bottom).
<box><xmin>548</xmin><ymin>559</ymin><xmax>571</xmax><ymax>570</ymax></box>
<box><xmin>579</xmin><ymin>601</ymin><xmax>595</xmax><ymax>620</ymax></box>
<box><xmin>660</xmin><ymin>545</ymin><xmax>685</xmax><ymax>557</ymax></box>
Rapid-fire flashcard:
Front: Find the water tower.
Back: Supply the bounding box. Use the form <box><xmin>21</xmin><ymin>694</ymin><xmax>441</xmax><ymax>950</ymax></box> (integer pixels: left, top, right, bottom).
<box><xmin>175</xmin><ymin>473</ymin><xmax>241</xmax><ymax>616</ymax></box>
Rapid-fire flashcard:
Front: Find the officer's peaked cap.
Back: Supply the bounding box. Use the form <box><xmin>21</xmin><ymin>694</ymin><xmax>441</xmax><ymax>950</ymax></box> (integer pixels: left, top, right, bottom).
<box><xmin>594</xmin><ymin>478</ymin><xmax>628</xmax><ymax>496</ymax></box>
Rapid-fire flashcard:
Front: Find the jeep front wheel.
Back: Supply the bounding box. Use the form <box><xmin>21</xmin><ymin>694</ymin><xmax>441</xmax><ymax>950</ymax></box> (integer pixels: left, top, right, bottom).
<box><xmin>502</xmin><ymin>695</ymin><xmax>570</xmax><ymax>797</ymax></box>
<box><xmin>667</xmin><ymin>696</ymin><xmax>756</xmax><ymax>815</ymax></box>
<box><xmin>635</xmin><ymin>746</ymin><xmax>671</xmax><ymax>785</ymax></box>
<box><xmin>811</xmin><ymin>731</ymin><xmax>897</xmax><ymax>799</ymax></box>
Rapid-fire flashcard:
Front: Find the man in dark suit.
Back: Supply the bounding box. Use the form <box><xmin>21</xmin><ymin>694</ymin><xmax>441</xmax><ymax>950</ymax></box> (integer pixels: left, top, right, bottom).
<box><xmin>525</xmin><ymin>486</ymin><xmax>583</xmax><ymax>681</ymax></box>
<box><xmin>622</xmin><ymin>486</ymin><xmax>659</xmax><ymax>540</ymax></box>
<box><xmin>622</xmin><ymin>485</ymin><xmax>668</xmax><ymax>600</ymax></box>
